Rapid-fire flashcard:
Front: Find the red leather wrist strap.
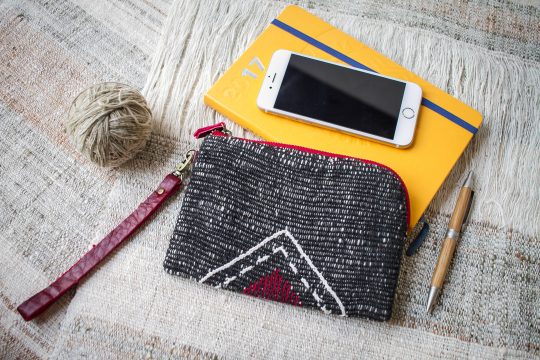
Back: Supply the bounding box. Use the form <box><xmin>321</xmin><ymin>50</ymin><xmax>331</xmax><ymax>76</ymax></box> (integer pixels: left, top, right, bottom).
<box><xmin>17</xmin><ymin>174</ymin><xmax>183</xmax><ymax>321</ymax></box>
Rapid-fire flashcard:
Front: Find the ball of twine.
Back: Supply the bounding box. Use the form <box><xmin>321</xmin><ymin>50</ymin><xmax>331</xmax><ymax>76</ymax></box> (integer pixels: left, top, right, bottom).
<box><xmin>65</xmin><ymin>82</ymin><xmax>153</xmax><ymax>167</ymax></box>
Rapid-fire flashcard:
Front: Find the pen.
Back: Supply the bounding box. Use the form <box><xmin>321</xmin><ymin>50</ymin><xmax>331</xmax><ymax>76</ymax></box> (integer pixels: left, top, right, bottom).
<box><xmin>427</xmin><ymin>171</ymin><xmax>474</xmax><ymax>313</ymax></box>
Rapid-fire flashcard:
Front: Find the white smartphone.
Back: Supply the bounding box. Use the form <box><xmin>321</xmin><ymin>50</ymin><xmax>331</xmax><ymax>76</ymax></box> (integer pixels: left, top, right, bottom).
<box><xmin>257</xmin><ymin>50</ymin><xmax>423</xmax><ymax>148</ymax></box>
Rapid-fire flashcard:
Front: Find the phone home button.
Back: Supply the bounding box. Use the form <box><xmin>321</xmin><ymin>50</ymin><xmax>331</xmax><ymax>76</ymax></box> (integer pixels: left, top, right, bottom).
<box><xmin>402</xmin><ymin>107</ymin><xmax>415</xmax><ymax>119</ymax></box>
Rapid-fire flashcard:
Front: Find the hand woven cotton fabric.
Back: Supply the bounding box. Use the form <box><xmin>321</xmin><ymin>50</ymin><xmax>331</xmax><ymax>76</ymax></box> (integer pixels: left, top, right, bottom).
<box><xmin>165</xmin><ymin>134</ymin><xmax>408</xmax><ymax>320</ymax></box>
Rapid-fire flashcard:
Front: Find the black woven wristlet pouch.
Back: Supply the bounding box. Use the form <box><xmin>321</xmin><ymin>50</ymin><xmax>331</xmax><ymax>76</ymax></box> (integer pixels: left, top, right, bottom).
<box><xmin>165</xmin><ymin>124</ymin><xmax>409</xmax><ymax>321</ymax></box>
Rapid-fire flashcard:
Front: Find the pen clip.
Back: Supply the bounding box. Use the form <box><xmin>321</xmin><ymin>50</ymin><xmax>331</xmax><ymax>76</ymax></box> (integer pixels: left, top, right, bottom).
<box><xmin>462</xmin><ymin>190</ymin><xmax>474</xmax><ymax>225</ymax></box>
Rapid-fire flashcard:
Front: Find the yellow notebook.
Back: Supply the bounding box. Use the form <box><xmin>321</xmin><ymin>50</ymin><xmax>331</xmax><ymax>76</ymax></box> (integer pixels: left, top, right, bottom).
<box><xmin>204</xmin><ymin>5</ymin><xmax>482</xmax><ymax>229</ymax></box>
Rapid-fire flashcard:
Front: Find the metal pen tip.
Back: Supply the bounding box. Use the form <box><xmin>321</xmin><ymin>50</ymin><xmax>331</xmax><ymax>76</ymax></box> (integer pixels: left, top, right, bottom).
<box><xmin>426</xmin><ymin>287</ymin><xmax>440</xmax><ymax>314</ymax></box>
<box><xmin>462</xmin><ymin>171</ymin><xmax>474</xmax><ymax>188</ymax></box>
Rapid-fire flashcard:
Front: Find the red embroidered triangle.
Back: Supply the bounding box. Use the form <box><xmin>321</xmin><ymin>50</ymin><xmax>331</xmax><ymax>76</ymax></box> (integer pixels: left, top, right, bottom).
<box><xmin>243</xmin><ymin>268</ymin><xmax>302</xmax><ymax>306</ymax></box>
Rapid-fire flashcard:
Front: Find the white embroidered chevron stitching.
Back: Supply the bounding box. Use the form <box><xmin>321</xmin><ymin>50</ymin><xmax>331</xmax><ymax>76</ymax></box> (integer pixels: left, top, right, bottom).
<box><xmin>288</xmin><ymin>262</ymin><xmax>298</xmax><ymax>274</ymax></box>
<box><xmin>272</xmin><ymin>245</ymin><xmax>288</xmax><ymax>257</ymax></box>
<box><xmin>240</xmin><ymin>265</ymin><xmax>253</xmax><ymax>274</ymax></box>
<box><xmin>199</xmin><ymin>229</ymin><xmax>347</xmax><ymax>316</ymax></box>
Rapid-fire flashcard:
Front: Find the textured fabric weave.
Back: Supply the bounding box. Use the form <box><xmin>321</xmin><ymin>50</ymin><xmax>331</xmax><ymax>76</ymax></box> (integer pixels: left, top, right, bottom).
<box><xmin>165</xmin><ymin>134</ymin><xmax>408</xmax><ymax>320</ymax></box>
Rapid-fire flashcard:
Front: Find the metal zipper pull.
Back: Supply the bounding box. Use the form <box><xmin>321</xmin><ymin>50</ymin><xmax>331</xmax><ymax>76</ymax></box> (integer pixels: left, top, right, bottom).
<box><xmin>193</xmin><ymin>122</ymin><xmax>231</xmax><ymax>138</ymax></box>
<box><xmin>174</xmin><ymin>122</ymin><xmax>234</xmax><ymax>179</ymax></box>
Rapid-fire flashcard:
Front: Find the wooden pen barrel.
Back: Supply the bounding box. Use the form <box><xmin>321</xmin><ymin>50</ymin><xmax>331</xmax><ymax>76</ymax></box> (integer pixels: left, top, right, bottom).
<box><xmin>431</xmin><ymin>185</ymin><xmax>473</xmax><ymax>288</ymax></box>
<box><xmin>431</xmin><ymin>237</ymin><xmax>458</xmax><ymax>287</ymax></box>
<box><xmin>449</xmin><ymin>185</ymin><xmax>474</xmax><ymax>231</ymax></box>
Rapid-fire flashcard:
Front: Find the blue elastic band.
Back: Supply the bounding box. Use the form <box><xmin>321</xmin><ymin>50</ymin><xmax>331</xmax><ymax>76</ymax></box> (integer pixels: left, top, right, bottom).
<box><xmin>421</xmin><ymin>99</ymin><xmax>478</xmax><ymax>134</ymax></box>
<box><xmin>406</xmin><ymin>221</ymin><xmax>430</xmax><ymax>256</ymax></box>
<box><xmin>271</xmin><ymin>18</ymin><xmax>478</xmax><ymax>135</ymax></box>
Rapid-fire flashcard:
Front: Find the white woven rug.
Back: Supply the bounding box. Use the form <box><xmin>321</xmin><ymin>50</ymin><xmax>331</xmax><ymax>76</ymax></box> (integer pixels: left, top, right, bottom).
<box><xmin>1</xmin><ymin>0</ymin><xmax>539</xmax><ymax>358</ymax></box>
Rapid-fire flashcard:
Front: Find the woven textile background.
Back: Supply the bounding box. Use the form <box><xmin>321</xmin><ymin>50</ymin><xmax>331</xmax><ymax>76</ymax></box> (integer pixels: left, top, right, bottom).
<box><xmin>1</xmin><ymin>0</ymin><xmax>538</xmax><ymax>359</ymax></box>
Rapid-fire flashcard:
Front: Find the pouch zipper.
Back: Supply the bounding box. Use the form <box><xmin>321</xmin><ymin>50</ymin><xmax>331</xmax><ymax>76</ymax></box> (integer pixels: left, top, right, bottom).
<box><xmin>194</xmin><ymin>122</ymin><xmax>411</xmax><ymax>227</ymax></box>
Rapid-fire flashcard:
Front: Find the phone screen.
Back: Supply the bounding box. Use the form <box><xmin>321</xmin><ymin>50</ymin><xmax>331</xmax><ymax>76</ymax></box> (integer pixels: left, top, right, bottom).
<box><xmin>274</xmin><ymin>54</ymin><xmax>406</xmax><ymax>140</ymax></box>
